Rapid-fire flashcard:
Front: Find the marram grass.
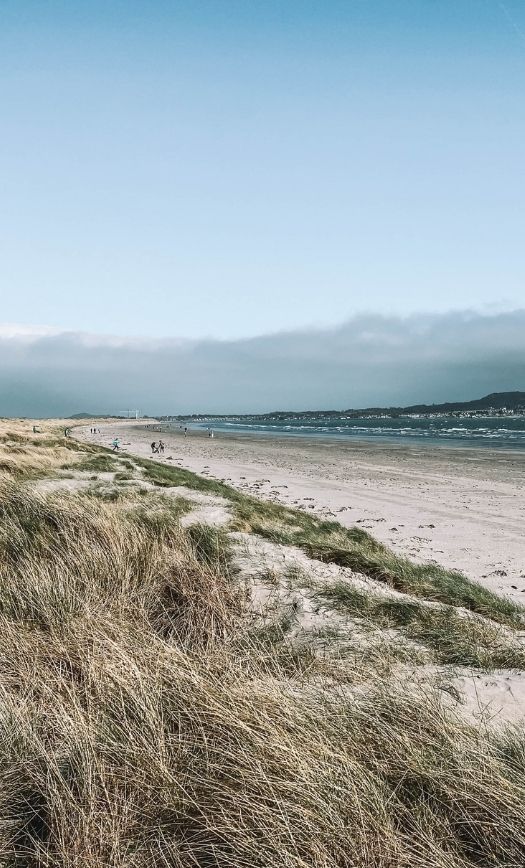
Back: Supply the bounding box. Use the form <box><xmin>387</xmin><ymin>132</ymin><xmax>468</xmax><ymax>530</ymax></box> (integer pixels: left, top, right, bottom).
<box><xmin>0</xmin><ymin>423</ymin><xmax>524</xmax><ymax>866</ymax></box>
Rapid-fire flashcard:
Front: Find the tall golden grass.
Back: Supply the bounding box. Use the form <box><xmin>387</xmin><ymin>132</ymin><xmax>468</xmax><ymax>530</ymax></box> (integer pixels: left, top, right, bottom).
<box><xmin>0</xmin><ymin>419</ymin><xmax>86</xmax><ymax>479</ymax></box>
<box><xmin>0</xmin><ymin>425</ymin><xmax>524</xmax><ymax>866</ymax></box>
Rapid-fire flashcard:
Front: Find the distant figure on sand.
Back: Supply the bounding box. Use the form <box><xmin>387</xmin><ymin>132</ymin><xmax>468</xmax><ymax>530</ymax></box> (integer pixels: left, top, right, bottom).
<box><xmin>184</xmin><ymin>427</ymin><xmax>188</xmax><ymax>437</ymax></box>
<box><xmin>151</xmin><ymin>442</ymin><xmax>158</xmax><ymax>454</ymax></box>
<box><xmin>112</xmin><ymin>438</ymin><xmax>120</xmax><ymax>451</ymax></box>
<box><xmin>158</xmin><ymin>440</ymin><xmax>165</xmax><ymax>453</ymax></box>
<box><xmin>207</xmin><ymin>428</ymin><xmax>214</xmax><ymax>438</ymax></box>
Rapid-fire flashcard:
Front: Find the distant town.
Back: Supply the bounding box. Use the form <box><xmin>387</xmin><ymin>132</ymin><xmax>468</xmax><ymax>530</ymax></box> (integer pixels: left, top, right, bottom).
<box><xmin>70</xmin><ymin>391</ymin><xmax>525</xmax><ymax>423</ymax></box>
<box><xmin>155</xmin><ymin>391</ymin><xmax>525</xmax><ymax>423</ymax></box>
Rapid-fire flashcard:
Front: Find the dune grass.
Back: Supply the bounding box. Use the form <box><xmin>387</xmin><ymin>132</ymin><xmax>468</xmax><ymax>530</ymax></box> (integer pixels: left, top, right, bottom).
<box><xmin>0</xmin><ymin>425</ymin><xmax>525</xmax><ymax>865</ymax></box>
<box><xmin>231</xmin><ymin>498</ymin><xmax>524</xmax><ymax>626</ymax></box>
<box><xmin>0</xmin><ymin>422</ymin><xmax>87</xmax><ymax>479</ymax></box>
<box><xmin>0</xmin><ymin>478</ymin><xmax>524</xmax><ymax>866</ymax></box>
<box><xmin>316</xmin><ymin>584</ymin><xmax>525</xmax><ymax>670</ymax></box>
<box><xmin>136</xmin><ymin>452</ymin><xmax>233</xmax><ymax>496</ymax></box>
<box><xmin>66</xmin><ymin>453</ymin><xmax>122</xmax><ymax>473</ymax></box>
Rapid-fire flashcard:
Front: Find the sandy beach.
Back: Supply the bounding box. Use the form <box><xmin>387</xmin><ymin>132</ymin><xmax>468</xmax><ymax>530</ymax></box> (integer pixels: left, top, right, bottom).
<box><xmin>77</xmin><ymin>422</ymin><xmax>525</xmax><ymax>603</ymax></box>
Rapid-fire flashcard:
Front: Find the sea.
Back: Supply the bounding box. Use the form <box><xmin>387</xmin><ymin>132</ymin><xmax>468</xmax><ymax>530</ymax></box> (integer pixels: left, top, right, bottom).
<box><xmin>193</xmin><ymin>415</ymin><xmax>525</xmax><ymax>449</ymax></box>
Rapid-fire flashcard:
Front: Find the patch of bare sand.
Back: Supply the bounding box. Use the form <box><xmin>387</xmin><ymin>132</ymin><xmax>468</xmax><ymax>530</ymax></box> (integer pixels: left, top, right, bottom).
<box><xmin>449</xmin><ymin>670</ymin><xmax>525</xmax><ymax>729</ymax></box>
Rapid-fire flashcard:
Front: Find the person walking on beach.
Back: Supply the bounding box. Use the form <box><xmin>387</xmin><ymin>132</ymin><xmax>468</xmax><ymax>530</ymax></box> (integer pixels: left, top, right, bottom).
<box><xmin>112</xmin><ymin>438</ymin><xmax>120</xmax><ymax>451</ymax></box>
<box><xmin>184</xmin><ymin>427</ymin><xmax>188</xmax><ymax>437</ymax></box>
<box><xmin>158</xmin><ymin>440</ymin><xmax>165</xmax><ymax>453</ymax></box>
<box><xmin>151</xmin><ymin>441</ymin><xmax>158</xmax><ymax>454</ymax></box>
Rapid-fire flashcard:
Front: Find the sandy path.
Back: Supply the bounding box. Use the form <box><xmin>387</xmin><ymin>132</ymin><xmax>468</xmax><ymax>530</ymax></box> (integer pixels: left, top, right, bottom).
<box><xmin>75</xmin><ymin>423</ymin><xmax>525</xmax><ymax>603</ymax></box>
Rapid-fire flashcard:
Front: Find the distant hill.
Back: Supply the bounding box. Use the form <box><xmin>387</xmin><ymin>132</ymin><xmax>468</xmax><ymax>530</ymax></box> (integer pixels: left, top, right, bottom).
<box><xmin>169</xmin><ymin>391</ymin><xmax>525</xmax><ymax>421</ymax></box>
<box><xmin>255</xmin><ymin>391</ymin><xmax>525</xmax><ymax>419</ymax></box>
<box><xmin>348</xmin><ymin>391</ymin><xmax>525</xmax><ymax>416</ymax></box>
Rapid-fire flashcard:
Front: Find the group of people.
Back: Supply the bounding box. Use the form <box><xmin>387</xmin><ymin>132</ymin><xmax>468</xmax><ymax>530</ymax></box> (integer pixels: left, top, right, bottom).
<box><xmin>90</xmin><ymin>427</ymin><xmax>101</xmax><ymax>434</ymax></box>
<box><xmin>109</xmin><ymin>425</ymin><xmax>217</xmax><ymax>458</ymax></box>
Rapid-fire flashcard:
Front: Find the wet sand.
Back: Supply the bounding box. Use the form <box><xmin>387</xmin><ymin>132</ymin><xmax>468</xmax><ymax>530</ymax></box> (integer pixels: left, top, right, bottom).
<box><xmin>76</xmin><ymin>422</ymin><xmax>525</xmax><ymax>603</ymax></box>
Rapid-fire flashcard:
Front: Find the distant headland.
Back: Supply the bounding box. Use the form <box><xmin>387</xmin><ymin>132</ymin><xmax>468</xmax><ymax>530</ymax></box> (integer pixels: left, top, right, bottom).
<box><xmin>160</xmin><ymin>391</ymin><xmax>525</xmax><ymax>422</ymax></box>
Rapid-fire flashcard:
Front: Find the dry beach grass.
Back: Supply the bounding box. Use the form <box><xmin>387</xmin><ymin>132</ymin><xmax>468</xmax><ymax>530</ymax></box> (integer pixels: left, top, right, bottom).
<box><xmin>0</xmin><ymin>420</ymin><xmax>524</xmax><ymax>866</ymax></box>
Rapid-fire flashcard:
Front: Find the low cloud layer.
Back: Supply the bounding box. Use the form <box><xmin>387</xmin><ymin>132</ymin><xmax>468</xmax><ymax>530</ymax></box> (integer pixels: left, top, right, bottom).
<box><xmin>1</xmin><ymin>310</ymin><xmax>524</xmax><ymax>417</ymax></box>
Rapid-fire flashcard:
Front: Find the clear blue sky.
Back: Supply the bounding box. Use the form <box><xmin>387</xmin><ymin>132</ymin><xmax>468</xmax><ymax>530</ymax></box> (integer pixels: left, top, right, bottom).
<box><xmin>1</xmin><ymin>0</ymin><xmax>524</xmax><ymax>339</ymax></box>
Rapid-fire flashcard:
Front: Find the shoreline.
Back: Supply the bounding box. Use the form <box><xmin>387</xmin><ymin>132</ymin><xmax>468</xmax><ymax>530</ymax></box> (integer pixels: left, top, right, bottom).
<box><xmin>76</xmin><ymin>421</ymin><xmax>525</xmax><ymax>604</ymax></box>
<box><xmin>184</xmin><ymin>419</ymin><xmax>525</xmax><ymax>451</ymax></box>
<box><xmin>157</xmin><ymin>419</ymin><xmax>525</xmax><ymax>458</ymax></box>
<box><xmin>188</xmin><ymin>422</ymin><xmax>525</xmax><ymax>454</ymax></box>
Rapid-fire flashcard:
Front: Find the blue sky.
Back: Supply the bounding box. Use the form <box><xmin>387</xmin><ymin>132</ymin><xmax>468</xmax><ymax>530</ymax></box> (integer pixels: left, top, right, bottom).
<box><xmin>1</xmin><ymin>0</ymin><xmax>524</xmax><ymax>340</ymax></box>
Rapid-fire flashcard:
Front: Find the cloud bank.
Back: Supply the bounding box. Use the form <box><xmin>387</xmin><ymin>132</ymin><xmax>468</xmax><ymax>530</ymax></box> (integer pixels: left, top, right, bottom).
<box><xmin>0</xmin><ymin>310</ymin><xmax>524</xmax><ymax>417</ymax></box>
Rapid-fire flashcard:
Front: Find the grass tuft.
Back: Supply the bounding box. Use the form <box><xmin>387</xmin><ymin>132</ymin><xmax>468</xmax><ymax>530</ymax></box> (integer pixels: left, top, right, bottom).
<box><xmin>316</xmin><ymin>583</ymin><xmax>525</xmax><ymax>669</ymax></box>
<box><xmin>63</xmin><ymin>453</ymin><xmax>120</xmax><ymax>473</ymax></box>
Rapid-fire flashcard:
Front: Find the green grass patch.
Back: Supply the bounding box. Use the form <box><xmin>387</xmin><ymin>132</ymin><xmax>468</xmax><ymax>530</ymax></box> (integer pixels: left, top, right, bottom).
<box><xmin>60</xmin><ymin>437</ymin><xmax>92</xmax><ymax>453</ymax></box>
<box><xmin>135</xmin><ymin>455</ymin><xmax>233</xmax><ymax>497</ymax></box>
<box><xmin>316</xmin><ymin>584</ymin><xmax>525</xmax><ymax>669</ymax></box>
<box><xmin>114</xmin><ymin>471</ymin><xmax>134</xmax><ymax>481</ymax></box>
<box><xmin>64</xmin><ymin>454</ymin><xmax>120</xmax><ymax>473</ymax></box>
<box><xmin>231</xmin><ymin>499</ymin><xmax>524</xmax><ymax>628</ymax></box>
<box><xmin>186</xmin><ymin>523</ymin><xmax>233</xmax><ymax>573</ymax></box>
<box><xmin>126</xmin><ymin>496</ymin><xmax>194</xmax><ymax>533</ymax></box>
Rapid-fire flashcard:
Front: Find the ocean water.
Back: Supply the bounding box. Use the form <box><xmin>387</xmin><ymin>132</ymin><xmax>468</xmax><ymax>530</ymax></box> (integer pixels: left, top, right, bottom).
<box><xmin>194</xmin><ymin>416</ymin><xmax>525</xmax><ymax>449</ymax></box>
